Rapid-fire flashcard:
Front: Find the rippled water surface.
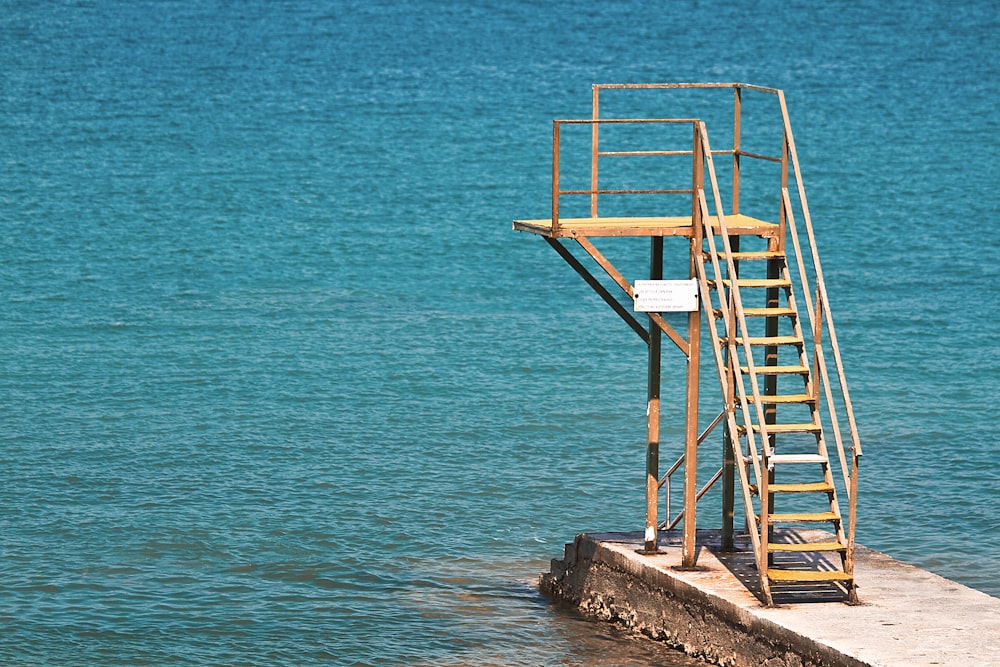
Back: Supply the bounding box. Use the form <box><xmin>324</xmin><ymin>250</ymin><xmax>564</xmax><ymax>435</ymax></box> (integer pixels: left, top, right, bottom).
<box><xmin>2</xmin><ymin>0</ymin><xmax>997</xmax><ymax>664</ymax></box>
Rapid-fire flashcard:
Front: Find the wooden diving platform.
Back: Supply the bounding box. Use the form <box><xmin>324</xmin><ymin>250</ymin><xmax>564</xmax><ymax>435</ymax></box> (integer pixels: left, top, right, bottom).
<box><xmin>513</xmin><ymin>214</ymin><xmax>779</xmax><ymax>238</ymax></box>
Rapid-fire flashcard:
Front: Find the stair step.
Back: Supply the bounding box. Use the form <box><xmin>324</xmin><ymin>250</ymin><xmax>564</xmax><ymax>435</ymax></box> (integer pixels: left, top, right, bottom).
<box><xmin>713</xmin><ymin>307</ymin><xmax>796</xmax><ymax>319</ymax></box>
<box><xmin>751</xmin><ymin>423</ymin><xmax>821</xmax><ymax>434</ymax></box>
<box><xmin>740</xmin><ymin>365</ymin><xmax>809</xmax><ymax>375</ymax></box>
<box><xmin>744</xmin><ymin>307</ymin><xmax>796</xmax><ymax>318</ymax></box>
<box><xmin>768</xmin><ymin>541</ymin><xmax>846</xmax><ymax>553</ymax></box>
<box><xmin>768</xmin><ymin>453</ymin><xmax>827</xmax><ymax>464</ymax></box>
<box><xmin>703</xmin><ymin>250</ymin><xmax>785</xmax><ymax>262</ymax></box>
<box><xmin>768</xmin><ymin>511</ymin><xmax>840</xmax><ymax>524</ymax></box>
<box><xmin>767</xmin><ymin>569</ymin><xmax>853</xmax><ymax>583</ymax></box>
<box><xmin>709</xmin><ymin>278</ymin><xmax>791</xmax><ymax>289</ymax></box>
<box><xmin>750</xmin><ymin>481</ymin><xmax>834</xmax><ymax>494</ymax></box>
<box><xmin>746</xmin><ymin>393</ymin><xmax>815</xmax><ymax>405</ymax></box>
<box><xmin>720</xmin><ymin>335</ymin><xmax>803</xmax><ymax>347</ymax></box>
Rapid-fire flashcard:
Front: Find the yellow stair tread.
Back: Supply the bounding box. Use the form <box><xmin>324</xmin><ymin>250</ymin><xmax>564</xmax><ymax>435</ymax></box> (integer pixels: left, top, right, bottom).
<box><xmin>750</xmin><ymin>481</ymin><xmax>834</xmax><ymax>494</ymax></box>
<box><xmin>746</xmin><ymin>393</ymin><xmax>815</xmax><ymax>404</ymax></box>
<box><xmin>767</xmin><ymin>511</ymin><xmax>840</xmax><ymax>523</ymax></box>
<box><xmin>767</xmin><ymin>569</ymin><xmax>853</xmax><ymax>582</ymax></box>
<box><xmin>771</xmin><ymin>481</ymin><xmax>834</xmax><ymax>492</ymax></box>
<box><xmin>703</xmin><ymin>250</ymin><xmax>785</xmax><ymax>261</ymax></box>
<box><xmin>720</xmin><ymin>335</ymin><xmax>803</xmax><ymax>346</ymax></box>
<box><xmin>740</xmin><ymin>365</ymin><xmax>809</xmax><ymax>375</ymax></box>
<box><xmin>768</xmin><ymin>541</ymin><xmax>846</xmax><ymax>553</ymax></box>
<box><xmin>743</xmin><ymin>307</ymin><xmax>796</xmax><ymax>317</ymax></box>
<box><xmin>709</xmin><ymin>278</ymin><xmax>791</xmax><ymax>288</ymax></box>
<box><xmin>751</xmin><ymin>422</ymin><xmax>821</xmax><ymax>434</ymax></box>
<box><xmin>713</xmin><ymin>307</ymin><xmax>796</xmax><ymax>318</ymax></box>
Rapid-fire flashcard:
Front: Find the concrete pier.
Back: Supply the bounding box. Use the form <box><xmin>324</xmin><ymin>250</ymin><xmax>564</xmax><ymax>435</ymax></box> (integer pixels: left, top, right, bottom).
<box><xmin>541</xmin><ymin>529</ymin><xmax>1000</xmax><ymax>667</ymax></box>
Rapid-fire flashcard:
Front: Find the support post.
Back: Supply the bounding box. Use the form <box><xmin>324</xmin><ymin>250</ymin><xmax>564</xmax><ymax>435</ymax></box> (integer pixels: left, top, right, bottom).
<box><xmin>732</xmin><ymin>87</ymin><xmax>742</xmax><ymax>215</ymax></box>
<box><xmin>681</xmin><ymin>124</ymin><xmax>704</xmax><ymax>566</ymax></box>
<box><xmin>591</xmin><ymin>86</ymin><xmax>599</xmax><ymax>217</ymax></box>
<box><xmin>682</xmin><ymin>239</ymin><xmax>701</xmax><ymax>567</ymax></box>
<box><xmin>643</xmin><ymin>236</ymin><xmax>664</xmax><ymax>554</ymax></box>
<box><xmin>721</xmin><ymin>423</ymin><xmax>735</xmax><ymax>551</ymax></box>
<box><xmin>721</xmin><ymin>238</ymin><xmax>739</xmax><ymax>551</ymax></box>
<box><xmin>765</xmin><ymin>249</ymin><xmax>780</xmax><ymax>561</ymax></box>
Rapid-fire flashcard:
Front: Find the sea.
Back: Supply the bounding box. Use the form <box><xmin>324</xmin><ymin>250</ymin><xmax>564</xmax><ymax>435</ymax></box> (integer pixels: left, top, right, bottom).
<box><xmin>1</xmin><ymin>0</ymin><xmax>997</xmax><ymax>665</ymax></box>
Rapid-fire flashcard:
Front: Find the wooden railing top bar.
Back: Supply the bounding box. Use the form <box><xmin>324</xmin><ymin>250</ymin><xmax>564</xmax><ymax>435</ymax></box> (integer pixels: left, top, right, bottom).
<box><xmin>593</xmin><ymin>82</ymin><xmax>783</xmax><ymax>95</ymax></box>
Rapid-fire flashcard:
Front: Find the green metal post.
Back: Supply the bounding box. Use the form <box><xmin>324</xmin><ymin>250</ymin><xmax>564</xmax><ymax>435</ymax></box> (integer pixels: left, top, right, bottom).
<box><xmin>643</xmin><ymin>236</ymin><xmax>664</xmax><ymax>553</ymax></box>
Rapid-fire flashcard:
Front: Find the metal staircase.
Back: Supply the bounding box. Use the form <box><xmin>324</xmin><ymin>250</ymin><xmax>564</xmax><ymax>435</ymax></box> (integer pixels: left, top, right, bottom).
<box><xmin>697</xmin><ymin>112</ymin><xmax>860</xmax><ymax>604</ymax></box>
<box><xmin>691</xmin><ymin>112</ymin><xmax>861</xmax><ymax>604</ymax></box>
<box><xmin>695</xmin><ymin>153</ymin><xmax>853</xmax><ymax>604</ymax></box>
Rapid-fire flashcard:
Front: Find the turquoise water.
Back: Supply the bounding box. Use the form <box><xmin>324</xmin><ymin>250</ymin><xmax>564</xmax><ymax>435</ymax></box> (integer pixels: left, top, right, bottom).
<box><xmin>2</xmin><ymin>1</ymin><xmax>997</xmax><ymax>664</ymax></box>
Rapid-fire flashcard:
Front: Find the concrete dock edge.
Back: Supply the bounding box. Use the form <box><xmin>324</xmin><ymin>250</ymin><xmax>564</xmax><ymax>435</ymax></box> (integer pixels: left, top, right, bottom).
<box><xmin>540</xmin><ymin>529</ymin><xmax>1000</xmax><ymax>667</ymax></box>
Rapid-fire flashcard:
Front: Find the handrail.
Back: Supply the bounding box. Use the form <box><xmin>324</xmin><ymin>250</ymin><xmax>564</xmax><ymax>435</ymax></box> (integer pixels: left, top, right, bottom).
<box><xmin>664</xmin><ymin>466</ymin><xmax>724</xmax><ymax>531</ymax></box>
<box><xmin>782</xmin><ymin>188</ymin><xmax>852</xmax><ymax>496</ymax></box>
<box><xmin>698</xmin><ymin>124</ymin><xmax>776</xmax><ymax>463</ymax></box>
<box><xmin>551</xmin><ymin>117</ymin><xmax>701</xmax><ymax>231</ymax></box>
<box><xmin>776</xmin><ymin>90</ymin><xmax>863</xmax><ymax>459</ymax></box>
<box><xmin>679</xmin><ymin>86</ymin><xmax>861</xmax><ymax>591</ymax></box>
<box><xmin>775</xmin><ymin>89</ymin><xmax>862</xmax><ymax>571</ymax></box>
<box><xmin>594</xmin><ymin>82</ymin><xmax>783</xmax><ymax>95</ymax></box>
<box><xmin>659</xmin><ymin>409</ymin><xmax>726</xmax><ymax>528</ymax></box>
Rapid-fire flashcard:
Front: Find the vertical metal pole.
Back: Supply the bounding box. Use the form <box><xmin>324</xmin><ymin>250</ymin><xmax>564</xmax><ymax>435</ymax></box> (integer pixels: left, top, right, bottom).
<box><xmin>727</xmin><ymin>97</ymin><xmax>743</xmax><ymax>548</ymax></box>
<box><xmin>765</xmin><ymin>263</ymin><xmax>778</xmax><ymax>561</ymax></box>
<box><xmin>643</xmin><ymin>236</ymin><xmax>663</xmax><ymax>554</ymax></box>
<box><xmin>552</xmin><ymin>121</ymin><xmax>561</xmax><ymax>236</ymax></box>
<box><xmin>763</xmin><ymin>127</ymin><xmax>789</xmax><ymax>557</ymax></box>
<box><xmin>722</xmin><ymin>424</ymin><xmax>735</xmax><ymax>550</ymax></box>
<box><xmin>847</xmin><ymin>455</ymin><xmax>860</xmax><ymax>603</ymax></box>
<box><xmin>733</xmin><ymin>87</ymin><xmax>742</xmax><ymax>215</ymax></box>
<box><xmin>591</xmin><ymin>87</ymin><xmax>600</xmax><ymax>218</ymax></box>
<box><xmin>681</xmin><ymin>123</ymin><xmax>703</xmax><ymax>566</ymax></box>
<box><xmin>722</xmin><ymin>235</ymin><xmax>739</xmax><ymax>552</ymax></box>
<box><xmin>778</xmin><ymin>128</ymin><xmax>789</xmax><ymax>252</ymax></box>
<box><xmin>682</xmin><ymin>240</ymin><xmax>701</xmax><ymax>567</ymax></box>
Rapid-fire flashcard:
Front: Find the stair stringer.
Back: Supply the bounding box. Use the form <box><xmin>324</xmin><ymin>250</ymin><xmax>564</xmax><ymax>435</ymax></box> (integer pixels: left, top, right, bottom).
<box><xmin>694</xmin><ymin>189</ymin><xmax>773</xmax><ymax>605</ymax></box>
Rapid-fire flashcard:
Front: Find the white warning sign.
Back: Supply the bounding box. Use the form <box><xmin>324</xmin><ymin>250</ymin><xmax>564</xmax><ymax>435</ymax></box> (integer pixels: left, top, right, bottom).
<box><xmin>633</xmin><ymin>279</ymin><xmax>699</xmax><ymax>313</ymax></box>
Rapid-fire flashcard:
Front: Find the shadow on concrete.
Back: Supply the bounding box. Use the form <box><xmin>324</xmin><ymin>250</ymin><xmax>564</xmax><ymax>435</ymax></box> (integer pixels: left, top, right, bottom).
<box><xmin>704</xmin><ymin>528</ymin><xmax>852</xmax><ymax>605</ymax></box>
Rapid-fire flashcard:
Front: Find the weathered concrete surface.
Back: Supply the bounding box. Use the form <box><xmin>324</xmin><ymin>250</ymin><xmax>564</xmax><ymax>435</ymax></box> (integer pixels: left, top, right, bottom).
<box><xmin>541</xmin><ymin>529</ymin><xmax>1000</xmax><ymax>667</ymax></box>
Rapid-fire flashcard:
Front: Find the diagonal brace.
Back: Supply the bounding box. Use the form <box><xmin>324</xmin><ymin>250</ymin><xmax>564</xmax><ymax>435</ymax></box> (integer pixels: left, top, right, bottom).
<box><xmin>573</xmin><ymin>236</ymin><xmax>691</xmax><ymax>356</ymax></box>
<box><xmin>545</xmin><ymin>237</ymin><xmax>649</xmax><ymax>344</ymax></box>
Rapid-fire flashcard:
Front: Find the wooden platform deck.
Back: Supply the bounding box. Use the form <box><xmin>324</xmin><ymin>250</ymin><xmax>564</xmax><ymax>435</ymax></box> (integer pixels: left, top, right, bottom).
<box><xmin>512</xmin><ymin>213</ymin><xmax>779</xmax><ymax>238</ymax></box>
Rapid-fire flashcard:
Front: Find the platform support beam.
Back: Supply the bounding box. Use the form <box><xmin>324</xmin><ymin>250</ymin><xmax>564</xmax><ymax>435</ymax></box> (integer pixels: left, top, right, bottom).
<box><xmin>644</xmin><ymin>236</ymin><xmax>664</xmax><ymax>553</ymax></box>
<box><xmin>682</xmin><ymin>252</ymin><xmax>700</xmax><ymax>566</ymax></box>
<box><xmin>543</xmin><ymin>238</ymin><xmax>650</xmax><ymax>344</ymax></box>
<box><xmin>681</xmin><ymin>126</ymin><xmax>704</xmax><ymax>566</ymax></box>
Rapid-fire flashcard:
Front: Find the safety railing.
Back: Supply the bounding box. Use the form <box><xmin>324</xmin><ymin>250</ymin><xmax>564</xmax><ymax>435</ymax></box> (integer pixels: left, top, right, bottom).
<box><xmin>772</xmin><ymin>89</ymin><xmax>862</xmax><ymax>563</ymax></box>
<box><xmin>550</xmin><ymin>118</ymin><xmax>701</xmax><ymax>235</ymax></box>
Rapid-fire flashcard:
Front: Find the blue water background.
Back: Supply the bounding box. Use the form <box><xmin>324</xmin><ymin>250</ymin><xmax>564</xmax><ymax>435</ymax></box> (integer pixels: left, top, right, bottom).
<box><xmin>2</xmin><ymin>1</ymin><xmax>997</xmax><ymax>664</ymax></box>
